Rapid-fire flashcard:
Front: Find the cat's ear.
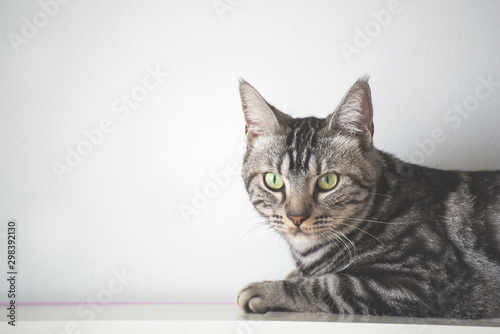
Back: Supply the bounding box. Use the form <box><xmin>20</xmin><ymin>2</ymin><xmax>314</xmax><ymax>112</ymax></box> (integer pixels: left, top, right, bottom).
<box><xmin>239</xmin><ymin>79</ymin><xmax>291</xmax><ymax>140</ymax></box>
<box><xmin>327</xmin><ymin>78</ymin><xmax>374</xmax><ymax>143</ymax></box>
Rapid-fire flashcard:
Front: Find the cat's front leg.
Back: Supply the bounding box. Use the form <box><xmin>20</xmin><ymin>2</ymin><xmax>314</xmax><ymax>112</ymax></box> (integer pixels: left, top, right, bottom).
<box><xmin>237</xmin><ymin>279</ymin><xmax>329</xmax><ymax>314</ymax></box>
<box><xmin>238</xmin><ymin>274</ymin><xmax>431</xmax><ymax>316</ymax></box>
<box><xmin>285</xmin><ymin>269</ymin><xmax>300</xmax><ymax>279</ymax></box>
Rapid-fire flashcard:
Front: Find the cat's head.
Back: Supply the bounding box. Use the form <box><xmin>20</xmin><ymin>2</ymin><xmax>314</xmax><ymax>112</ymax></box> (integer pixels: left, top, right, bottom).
<box><xmin>239</xmin><ymin>78</ymin><xmax>380</xmax><ymax>249</ymax></box>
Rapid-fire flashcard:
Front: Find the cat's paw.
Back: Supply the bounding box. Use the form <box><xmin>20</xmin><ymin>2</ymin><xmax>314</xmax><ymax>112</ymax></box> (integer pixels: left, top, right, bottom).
<box><xmin>237</xmin><ymin>281</ymin><xmax>285</xmax><ymax>314</ymax></box>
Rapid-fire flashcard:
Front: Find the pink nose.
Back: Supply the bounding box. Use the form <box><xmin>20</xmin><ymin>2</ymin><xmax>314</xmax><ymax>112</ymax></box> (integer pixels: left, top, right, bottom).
<box><xmin>287</xmin><ymin>215</ymin><xmax>309</xmax><ymax>227</ymax></box>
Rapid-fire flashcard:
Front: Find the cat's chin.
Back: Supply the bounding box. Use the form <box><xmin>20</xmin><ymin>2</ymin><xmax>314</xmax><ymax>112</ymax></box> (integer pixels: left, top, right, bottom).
<box><xmin>285</xmin><ymin>231</ymin><xmax>320</xmax><ymax>252</ymax></box>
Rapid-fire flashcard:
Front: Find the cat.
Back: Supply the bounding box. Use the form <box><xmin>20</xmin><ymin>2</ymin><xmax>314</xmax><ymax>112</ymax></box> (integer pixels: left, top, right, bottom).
<box><xmin>236</xmin><ymin>78</ymin><xmax>500</xmax><ymax>319</ymax></box>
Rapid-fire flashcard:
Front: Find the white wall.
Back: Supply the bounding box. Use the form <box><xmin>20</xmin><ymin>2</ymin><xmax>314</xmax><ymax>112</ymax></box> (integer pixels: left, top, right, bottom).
<box><xmin>0</xmin><ymin>0</ymin><xmax>499</xmax><ymax>304</ymax></box>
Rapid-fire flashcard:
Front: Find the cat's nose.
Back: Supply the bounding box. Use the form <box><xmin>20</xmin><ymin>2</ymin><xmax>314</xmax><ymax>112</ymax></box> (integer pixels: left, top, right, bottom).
<box><xmin>287</xmin><ymin>215</ymin><xmax>309</xmax><ymax>227</ymax></box>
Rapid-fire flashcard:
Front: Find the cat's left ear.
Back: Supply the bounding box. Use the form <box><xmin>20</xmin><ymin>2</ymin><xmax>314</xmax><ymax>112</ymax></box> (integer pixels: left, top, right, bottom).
<box><xmin>327</xmin><ymin>78</ymin><xmax>374</xmax><ymax>143</ymax></box>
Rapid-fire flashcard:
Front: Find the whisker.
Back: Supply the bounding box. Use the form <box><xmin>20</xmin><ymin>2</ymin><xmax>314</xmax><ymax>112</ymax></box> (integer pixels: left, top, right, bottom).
<box><xmin>337</xmin><ymin>231</ymin><xmax>356</xmax><ymax>264</ymax></box>
<box><xmin>238</xmin><ymin>215</ymin><xmax>267</xmax><ymax>223</ymax></box>
<box><xmin>369</xmin><ymin>192</ymin><xmax>393</xmax><ymax>199</ymax></box>
<box><xmin>331</xmin><ymin>216</ymin><xmax>424</xmax><ymax>225</ymax></box>
<box><xmin>335</xmin><ymin>221</ymin><xmax>386</xmax><ymax>247</ymax></box>
<box><xmin>241</xmin><ymin>221</ymin><xmax>269</xmax><ymax>239</ymax></box>
<box><xmin>318</xmin><ymin>219</ymin><xmax>386</xmax><ymax>247</ymax></box>
<box><xmin>317</xmin><ymin>228</ymin><xmax>356</xmax><ymax>271</ymax></box>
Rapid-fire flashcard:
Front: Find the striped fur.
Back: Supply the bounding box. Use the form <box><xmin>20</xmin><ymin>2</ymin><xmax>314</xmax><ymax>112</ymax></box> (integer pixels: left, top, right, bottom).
<box><xmin>237</xmin><ymin>79</ymin><xmax>500</xmax><ymax>318</ymax></box>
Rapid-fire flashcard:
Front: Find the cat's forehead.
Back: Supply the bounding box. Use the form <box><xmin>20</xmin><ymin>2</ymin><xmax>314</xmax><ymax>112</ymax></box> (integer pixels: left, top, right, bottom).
<box><xmin>282</xmin><ymin>117</ymin><xmax>326</xmax><ymax>173</ymax></box>
<box><xmin>249</xmin><ymin>118</ymin><xmax>361</xmax><ymax>176</ymax></box>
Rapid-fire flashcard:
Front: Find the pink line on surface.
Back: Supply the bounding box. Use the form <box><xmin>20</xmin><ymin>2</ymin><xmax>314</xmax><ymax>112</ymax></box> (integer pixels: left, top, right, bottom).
<box><xmin>0</xmin><ymin>301</ymin><xmax>237</xmax><ymax>307</ymax></box>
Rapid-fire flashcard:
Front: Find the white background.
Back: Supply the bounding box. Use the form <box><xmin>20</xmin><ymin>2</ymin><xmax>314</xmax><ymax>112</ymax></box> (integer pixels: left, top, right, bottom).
<box><xmin>0</xmin><ymin>0</ymin><xmax>499</xmax><ymax>304</ymax></box>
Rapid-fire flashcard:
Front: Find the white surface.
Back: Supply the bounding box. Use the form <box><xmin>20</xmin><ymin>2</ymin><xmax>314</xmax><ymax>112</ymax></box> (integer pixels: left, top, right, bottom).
<box><xmin>2</xmin><ymin>305</ymin><xmax>500</xmax><ymax>334</ymax></box>
<box><xmin>0</xmin><ymin>0</ymin><xmax>499</xmax><ymax>305</ymax></box>
<box><xmin>7</xmin><ymin>321</ymin><xmax>499</xmax><ymax>334</ymax></box>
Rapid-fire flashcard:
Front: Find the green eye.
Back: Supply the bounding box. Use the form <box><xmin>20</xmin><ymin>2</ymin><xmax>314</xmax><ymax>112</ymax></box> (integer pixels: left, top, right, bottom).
<box><xmin>317</xmin><ymin>172</ymin><xmax>338</xmax><ymax>190</ymax></box>
<box><xmin>264</xmin><ymin>173</ymin><xmax>284</xmax><ymax>190</ymax></box>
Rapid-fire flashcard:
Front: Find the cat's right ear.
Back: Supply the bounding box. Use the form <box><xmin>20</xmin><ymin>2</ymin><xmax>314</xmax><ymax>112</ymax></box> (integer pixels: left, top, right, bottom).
<box><xmin>239</xmin><ymin>80</ymin><xmax>290</xmax><ymax>141</ymax></box>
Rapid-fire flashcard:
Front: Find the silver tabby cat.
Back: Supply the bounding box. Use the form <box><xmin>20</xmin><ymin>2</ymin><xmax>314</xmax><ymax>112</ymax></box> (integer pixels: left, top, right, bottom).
<box><xmin>237</xmin><ymin>78</ymin><xmax>500</xmax><ymax>319</ymax></box>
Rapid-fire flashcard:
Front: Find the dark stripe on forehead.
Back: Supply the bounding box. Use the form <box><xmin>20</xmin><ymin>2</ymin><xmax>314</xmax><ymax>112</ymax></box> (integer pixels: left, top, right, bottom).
<box><xmin>286</xmin><ymin>130</ymin><xmax>295</xmax><ymax>146</ymax></box>
<box><xmin>286</xmin><ymin>117</ymin><xmax>325</xmax><ymax>171</ymax></box>
<box><xmin>287</xmin><ymin>148</ymin><xmax>295</xmax><ymax>171</ymax></box>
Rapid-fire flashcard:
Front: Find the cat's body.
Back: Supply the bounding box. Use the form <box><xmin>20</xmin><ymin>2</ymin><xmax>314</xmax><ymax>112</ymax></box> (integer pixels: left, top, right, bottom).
<box><xmin>237</xmin><ymin>78</ymin><xmax>500</xmax><ymax>319</ymax></box>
